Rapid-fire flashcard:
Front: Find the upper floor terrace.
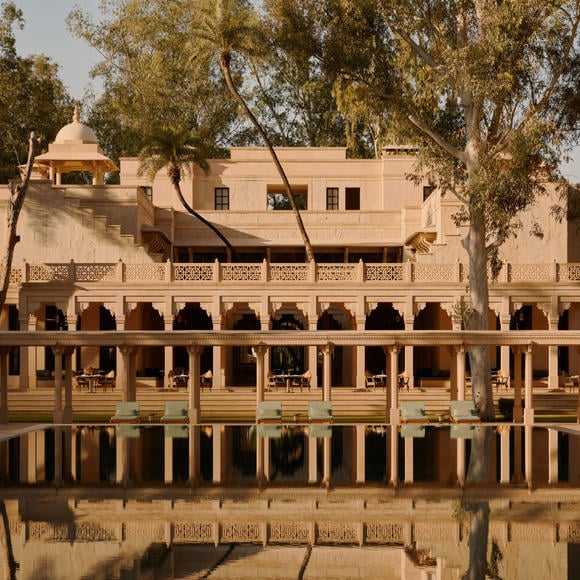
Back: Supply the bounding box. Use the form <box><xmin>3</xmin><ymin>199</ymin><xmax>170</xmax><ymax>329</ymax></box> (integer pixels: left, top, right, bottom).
<box><xmin>10</xmin><ymin>259</ymin><xmax>580</xmax><ymax>286</ymax></box>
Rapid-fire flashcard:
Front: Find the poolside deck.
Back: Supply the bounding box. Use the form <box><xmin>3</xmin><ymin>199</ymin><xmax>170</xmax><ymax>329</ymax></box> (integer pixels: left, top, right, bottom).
<box><xmin>4</xmin><ymin>383</ymin><xmax>579</xmax><ymax>422</ymax></box>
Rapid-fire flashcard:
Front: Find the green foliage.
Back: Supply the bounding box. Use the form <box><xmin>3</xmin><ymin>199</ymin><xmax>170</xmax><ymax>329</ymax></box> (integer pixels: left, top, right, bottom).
<box><xmin>67</xmin><ymin>0</ymin><xmax>245</xmax><ymax>162</ymax></box>
<box><xmin>0</xmin><ymin>1</ymin><xmax>72</xmax><ymax>183</ymax></box>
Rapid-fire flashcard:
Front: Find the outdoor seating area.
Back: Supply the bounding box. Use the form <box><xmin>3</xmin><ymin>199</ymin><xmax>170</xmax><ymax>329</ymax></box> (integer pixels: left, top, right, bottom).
<box><xmin>364</xmin><ymin>371</ymin><xmax>386</xmax><ymax>390</ymax></box>
<box><xmin>74</xmin><ymin>369</ymin><xmax>115</xmax><ymax>392</ymax></box>
<box><xmin>168</xmin><ymin>369</ymin><xmax>189</xmax><ymax>390</ymax></box>
<box><xmin>267</xmin><ymin>370</ymin><xmax>311</xmax><ymax>392</ymax></box>
<box><xmin>200</xmin><ymin>370</ymin><xmax>213</xmax><ymax>391</ymax></box>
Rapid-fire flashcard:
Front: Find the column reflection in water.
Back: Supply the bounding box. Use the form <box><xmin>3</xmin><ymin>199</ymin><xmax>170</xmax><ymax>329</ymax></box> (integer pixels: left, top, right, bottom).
<box><xmin>5</xmin><ymin>423</ymin><xmax>580</xmax><ymax>490</ymax></box>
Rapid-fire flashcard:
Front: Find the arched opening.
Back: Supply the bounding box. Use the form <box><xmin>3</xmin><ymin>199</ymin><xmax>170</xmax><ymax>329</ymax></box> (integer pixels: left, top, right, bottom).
<box><xmin>173</xmin><ymin>303</ymin><xmax>213</xmax><ymax>373</ymax></box>
<box><xmin>365</xmin><ymin>303</ymin><xmax>404</xmax><ymax>374</ymax></box>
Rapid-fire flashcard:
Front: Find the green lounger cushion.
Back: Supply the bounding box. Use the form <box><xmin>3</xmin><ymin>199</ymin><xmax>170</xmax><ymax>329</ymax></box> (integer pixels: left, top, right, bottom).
<box><xmin>161</xmin><ymin>401</ymin><xmax>189</xmax><ymax>422</ymax></box>
<box><xmin>309</xmin><ymin>401</ymin><xmax>333</xmax><ymax>422</ymax></box>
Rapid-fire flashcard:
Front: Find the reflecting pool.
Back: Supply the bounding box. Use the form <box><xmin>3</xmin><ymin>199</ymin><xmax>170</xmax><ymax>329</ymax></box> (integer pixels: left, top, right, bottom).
<box><xmin>2</xmin><ymin>423</ymin><xmax>580</xmax><ymax>579</ymax></box>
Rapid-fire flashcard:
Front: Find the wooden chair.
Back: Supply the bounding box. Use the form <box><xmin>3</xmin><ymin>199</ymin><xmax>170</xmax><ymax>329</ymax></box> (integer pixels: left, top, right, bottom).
<box><xmin>200</xmin><ymin>370</ymin><xmax>212</xmax><ymax>391</ymax></box>
<box><xmin>297</xmin><ymin>370</ymin><xmax>311</xmax><ymax>392</ymax></box>
<box><xmin>267</xmin><ymin>373</ymin><xmax>283</xmax><ymax>392</ymax></box>
<box><xmin>398</xmin><ymin>372</ymin><xmax>410</xmax><ymax>390</ymax></box>
<box><xmin>102</xmin><ymin>370</ymin><xmax>115</xmax><ymax>391</ymax></box>
<box><xmin>365</xmin><ymin>371</ymin><xmax>378</xmax><ymax>390</ymax></box>
<box><xmin>493</xmin><ymin>370</ymin><xmax>509</xmax><ymax>390</ymax></box>
<box><xmin>74</xmin><ymin>370</ymin><xmax>88</xmax><ymax>391</ymax></box>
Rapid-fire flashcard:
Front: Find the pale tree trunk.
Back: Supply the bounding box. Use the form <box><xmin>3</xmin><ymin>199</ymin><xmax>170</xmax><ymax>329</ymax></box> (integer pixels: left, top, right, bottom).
<box><xmin>219</xmin><ymin>53</ymin><xmax>315</xmax><ymax>262</ymax></box>
<box><xmin>0</xmin><ymin>132</ymin><xmax>39</xmax><ymax>311</ymax></box>
<box><xmin>464</xmin><ymin>204</ymin><xmax>494</xmax><ymax>420</ymax></box>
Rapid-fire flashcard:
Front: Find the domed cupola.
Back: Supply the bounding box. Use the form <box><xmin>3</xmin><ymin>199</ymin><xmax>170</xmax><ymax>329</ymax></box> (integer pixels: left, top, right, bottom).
<box><xmin>54</xmin><ymin>106</ymin><xmax>99</xmax><ymax>144</ymax></box>
<box><xmin>35</xmin><ymin>105</ymin><xmax>117</xmax><ymax>185</ymax></box>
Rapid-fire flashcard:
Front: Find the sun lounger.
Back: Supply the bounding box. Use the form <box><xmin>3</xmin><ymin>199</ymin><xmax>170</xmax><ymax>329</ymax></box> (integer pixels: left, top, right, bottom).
<box><xmin>450</xmin><ymin>400</ymin><xmax>480</xmax><ymax>423</ymax></box>
<box><xmin>308</xmin><ymin>401</ymin><xmax>333</xmax><ymax>423</ymax></box>
<box><xmin>110</xmin><ymin>402</ymin><xmax>140</xmax><ymax>423</ymax></box>
<box><xmin>160</xmin><ymin>401</ymin><xmax>189</xmax><ymax>423</ymax></box>
<box><xmin>400</xmin><ymin>401</ymin><xmax>427</xmax><ymax>423</ymax></box>
<box><xmin>257</xmin><ymin>401</ymin><xmax>282</xmax><ymax>423</ymax></box>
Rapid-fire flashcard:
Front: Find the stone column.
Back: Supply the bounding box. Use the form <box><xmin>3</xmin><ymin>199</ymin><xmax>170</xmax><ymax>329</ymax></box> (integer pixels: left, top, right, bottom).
<box><xmin>512</xmin><ymin>346</ymin><xmax>524</xmax><ymax>422</ymax></box>
<box><xmin>119</xmin><ymin>345</ymin><xmax>137</xmax><ymax>402</ymax></box>
<box><xmin>66</xmin><ymin>314</ymin><xmax>78</xmax><ymax>373</ymax></box>
<box><xmin>115</xmin><ymin>315</ymin><xmax>126</xmax><ymax>388</ymax></box>
<box><xmin>356</xmin><ymin>316</ymin><xmax>366</xmax><ymax>390</ymax></box>
<box><xmin>548</xmin><ymin>315</ymin><xmax>560</xmax><ymax>390</ymax></box>
<box><xmin>254</xmin><ymin>344</ymin><xmax>267</xmax><ymax>405</ymax></box>
<box><xmin>524</xmin><ymin>346</ymin><xmax>534</xmax><ymax>424</ymax></box>
<box><xmin>26</xmin><ymin>314</ymin><xmax>37</xmax><ymax>390</ymax></box>
<box><xmin>187</xmin><ymin>345</ymin><xmax>203</xmax><ymax>424</ymax></box>
<box><xmin>322</xmin><ymin>343</ymin><xmax>334</xmax><ymax>401</ymax></box>
<box><xmin>164</xmin><ymin>317</ymin><xmax>174</xmax><ymax>386</ymax></box>
<box><xmin>499</xmin><ymin>315</ymin><xmax>511</xmax><ymax>379</ymax></box>
<box><xmin>256</xmin><ymin>430</ymin><xmax>264</xmax><ymax>485</ymax></box>
<box><xmin>388</xmin><ymin>346</ymin><xmax>400</xmax><ymax>425</ymax></box>
<box><xmin>52</xmin><ymin>345</ymin><xmax>65</xmax><ymax>423</ymax></box>
<box><xmin>0</xmin><ymin>346</ymin><xmax>9</xmax><ymax>423</ymax></box>
<box><xmin>456</xmin><ymin>345</ymin><xmax>466</xmax><ymax>401</ymax></box>
<box><xmin>404</xmin><ymin>315</ymin><xmax>415</xmax><ymax>389</ymax></box>
<box><xmin>63</xmin><ymin>347</ymin><xmax>74</xmax><ymax>423</ymax></box>
<box><xmin>212</xmin><ymin>319</ymin><xmax>224</xmax><ymax>390</ymax></box>
<box><xmin>308</xmin><ymin>319</ymin><xmax>319</xmax><ymax>390</ymax></box>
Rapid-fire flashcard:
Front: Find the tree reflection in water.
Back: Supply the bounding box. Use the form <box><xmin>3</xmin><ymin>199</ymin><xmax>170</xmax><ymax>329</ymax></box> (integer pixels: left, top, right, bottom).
<box><xmin>462</xmin><ymin>427</ymin><xmax>500</xmax><ymax>580</ymax></box>
<box><xmin>270</xmin><ymin>428</ymin><xmax>305</xmax><ymax>479</ymax></box>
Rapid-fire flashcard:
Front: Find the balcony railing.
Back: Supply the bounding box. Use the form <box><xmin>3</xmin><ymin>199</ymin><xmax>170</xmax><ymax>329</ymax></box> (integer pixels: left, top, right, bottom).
<box><xmin>10</xmin><ymin>260</ymin><xmax>580</xmax><ymax>285</ymax></box>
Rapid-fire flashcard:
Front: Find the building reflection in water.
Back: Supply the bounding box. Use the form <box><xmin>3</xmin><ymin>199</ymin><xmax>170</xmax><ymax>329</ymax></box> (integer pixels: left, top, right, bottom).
<box><xmin>2</xmin><ymin>424</ymin><xmax>580</xmax><ymax>578</ymax></box>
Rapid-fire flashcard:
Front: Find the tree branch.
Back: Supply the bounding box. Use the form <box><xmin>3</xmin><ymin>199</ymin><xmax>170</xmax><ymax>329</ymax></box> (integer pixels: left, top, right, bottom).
<box><xmin>408</xmin><ymin>114</ymin><xmax>466</xmax><ymax>163</ymax></box>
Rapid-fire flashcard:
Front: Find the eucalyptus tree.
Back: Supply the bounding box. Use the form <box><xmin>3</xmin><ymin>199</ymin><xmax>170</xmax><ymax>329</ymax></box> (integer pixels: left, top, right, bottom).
<box><xmin>306</xmin><ymin>0</ymin><xmax>580</xmax><ymax>422</ymax></box>
<box><xmin>138</xmin><ymin>126</ymin><xmax>236</xmax><ymax>261</ymax></box>
<box><xmin>67</xmin><ymin>0</ymin><xmax>244</xmax><ymax>162</ymax></box>
<box><xmin>190</xmin><ymin>0</ymin><xmax>315</xmax><ymax>262</ymax></box>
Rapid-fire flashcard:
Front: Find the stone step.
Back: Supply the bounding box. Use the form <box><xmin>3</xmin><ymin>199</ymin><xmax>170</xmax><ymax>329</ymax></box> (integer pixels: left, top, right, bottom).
<box><xmin>5</xmin><ymin>386</ymin><xmax>578</xmax><ymax>421</ymax></box>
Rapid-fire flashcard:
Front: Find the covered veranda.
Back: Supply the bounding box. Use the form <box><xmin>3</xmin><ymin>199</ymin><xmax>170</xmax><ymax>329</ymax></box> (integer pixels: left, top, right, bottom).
<box><xmin>1</xmin><ymin>330</ymin><xmax>580</xmax><ymax>426</ymax></box>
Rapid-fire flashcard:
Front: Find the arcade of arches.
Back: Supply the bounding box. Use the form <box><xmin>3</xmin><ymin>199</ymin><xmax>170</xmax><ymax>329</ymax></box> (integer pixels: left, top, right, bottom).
<box><xmin>6</xmin><ymin>300</ymin><xmax>578</xmax><ymax>390</ymax></box>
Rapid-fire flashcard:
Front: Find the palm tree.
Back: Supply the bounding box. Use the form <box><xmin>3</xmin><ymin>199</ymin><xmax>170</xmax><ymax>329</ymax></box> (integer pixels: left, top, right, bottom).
<box><xmin>191</xmin><ymin>0</ymin><xmax>315</xmax><ymax>262</ymax></box>
<box><xmin>138</xmin><ymin>126</ymin><xmax>236</xmax><ymax>261</ymax></box>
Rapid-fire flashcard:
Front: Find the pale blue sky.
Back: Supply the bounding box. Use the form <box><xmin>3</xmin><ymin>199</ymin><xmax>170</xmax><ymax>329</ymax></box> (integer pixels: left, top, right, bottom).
<box><xmin>12</xmin><ymin>0</ymin><xmax>580</xmax><ymax>183</ymax></box>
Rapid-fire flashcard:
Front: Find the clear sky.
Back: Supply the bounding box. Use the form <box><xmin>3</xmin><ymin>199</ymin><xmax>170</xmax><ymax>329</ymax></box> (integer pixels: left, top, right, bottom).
<box><xmin>11</xmin><ymin>0</ymin><xmax>580</xmax><ymax>183</ymax></box>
